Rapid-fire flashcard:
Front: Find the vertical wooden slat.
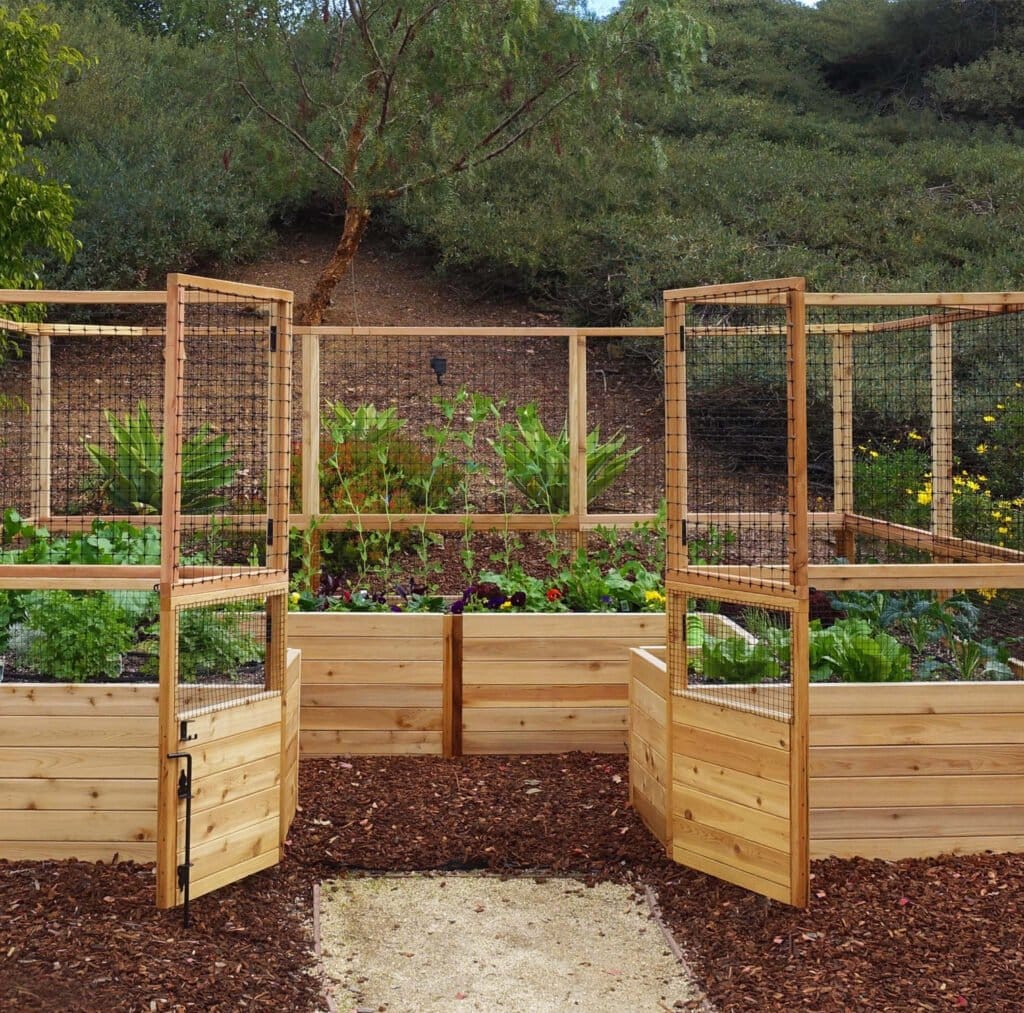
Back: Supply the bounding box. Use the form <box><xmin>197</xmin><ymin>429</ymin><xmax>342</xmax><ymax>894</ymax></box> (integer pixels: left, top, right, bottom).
<box><xmin>788</xmin><ymin>283</ymin><xmax>809</xmax><ymax>590</ymax></box>
<box><xmin>664</xmin><ymin>300</ymin><xmax>687</xmax><ymax>575</ymax></box>
<box><xmin>268</xmin><ymin>298</ymin><xmax>293</xmax><ymax>575</ymax></box>
<box><xmin>789</xmin><ymin>595</ymin><xmax>810</xmax><ymax>908</ymax></box>
<box><xmin>931</xmin><ymin>321</ymin><xmax>954</xmax><ymax>598</ymax></box>
<box><xmin>832</xmin><ymin>331</ymin><xmax>855</xmax><ymax>561</ymax></box>
<box><xmin>568</xmin><ymin>330</ymin><xmax>588</xmax><ymax>552</ymax></box>
<box><xmin>157</xmin><ymin>276</ymin><xmax>185</xmax><ymax>909</ymax></box>
<box><xmin>30</xmin><ymin>333</ymin><xmax>51</xmax><ymax>522</ymax></box>
<box><xmin>442</xmin><ymin>614</ymin><xmax>464</xmax><ymax>758</ymax></box>
<box><xmin>301</xmin><ymin>331</ymin><xmax>322</xmax><ymax>587</ymax></box>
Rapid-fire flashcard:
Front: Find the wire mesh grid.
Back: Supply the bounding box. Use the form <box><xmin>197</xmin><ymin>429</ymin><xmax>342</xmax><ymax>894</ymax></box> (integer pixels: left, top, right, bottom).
<box><xmin>312</xmin><ymin>330</ymin><xmax>570</xmax><ymax>517</ymax></box>
<box><xmin>0</xmin><ymin>312</ymin><xmax>163</xmax><ymax>537</ymax></box>
<box><xmin>172</xmin><ymin>283</ymin><xmax>287</xmax><ymax>582</ymax></box>
<box><xmin>667</xmin><ymin>284</ymin><xmax>800</xmax><ymax>592</ymax></box>
<box><xmin>667</xmin><ymin>585</ymin><xmax>796</xmax><ymax>721</ymax></box>
<box><xmin>585</xmin><ymin>334</ymin><xmax>663</xmax><ymax>514</ymax></box>
<box><xmin>808</xmin><ymin>302</ymin><xmax>1024</xmax><ymax>568</ymax></box>
<box><xmin>173</xmin><ymin>591</ymin><xmax>284</xmax><ymax>719</ymax></box>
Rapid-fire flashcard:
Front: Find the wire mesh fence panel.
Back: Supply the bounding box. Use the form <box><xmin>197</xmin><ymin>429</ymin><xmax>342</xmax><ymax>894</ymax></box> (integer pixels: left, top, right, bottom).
<box><xmin>585</xmin><ymin>334</ymin><xmax>663</xmax><ymax>515</ymax></box>
<box><xmin>172</xmin><ymin>591</ymin><xmax>284</xmax><ymax>718</ymax></box>
<box><xmin>666</xmin><ymin>283</ymin><xmax>803</xmax><ymax>593</ymax></box>
<box><xmin>0</xmin><ymin>328</ymin><xmax>33</xmax><ymax>515</ymax></box>
<box><xmin>170</xmin><ymin>282</ymin><xmax>290</xmax><ymax>582</ymax></box>
<box><xmin>667</xmin><ymin>585</ymin><xmax>796</xmax><ymax>720</ymax></box>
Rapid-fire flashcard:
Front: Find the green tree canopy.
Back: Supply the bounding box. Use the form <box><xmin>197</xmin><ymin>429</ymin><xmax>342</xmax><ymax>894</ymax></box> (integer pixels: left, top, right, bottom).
<box><xmin>0</xmin><ymin>4</ymin><xmax>81</xmax><ymax>306</ymax></box>
<box><xmin>234</xmin><ymin>0</ymin><xmax>708</xmax><ymax>324</ymax></box>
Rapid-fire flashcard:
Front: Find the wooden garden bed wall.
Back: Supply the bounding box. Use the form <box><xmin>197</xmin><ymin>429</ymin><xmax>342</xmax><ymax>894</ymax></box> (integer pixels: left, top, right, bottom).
<box><xmin>289</xmin><ymin>613</ymin><xmax>447</xmax><ymax>756</ymax></box>
<box><xmin>0</xmin><ymin>684</ymin><xmax>159</xmax><ymax>863</ymax></box>
<box><xmin>628</xmin><ymin>647</ymin><xmax>671</xmax><ymax>844</ymax></box>
<box><xmin>286</xmin><ymin>612</ymin><xmax>664</xmax><ymax>756</ymax></box>
<box><xmin>628</xmin><ymin>649</ymin><xmax>1024</xmax><ymax>862</ymax></box>
<box><xmin>808</xmin><ymin>683</ymin><xmax>1024</xmax><ymax>860</ymax></box>
<box><xmin>280</xmin><ymin>648</ymin><xmax>301</xmax><ymax>839</ymax></box>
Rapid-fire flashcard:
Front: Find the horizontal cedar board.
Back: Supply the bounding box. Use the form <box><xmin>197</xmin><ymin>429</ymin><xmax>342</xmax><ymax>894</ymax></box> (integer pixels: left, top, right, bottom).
<box><xmin>0</xmin><ymin>683</ymin><xmax>159</xmax><ymax>715</ymax></box>
<box><xmin>463</xmin><ymin>684</ymin><xmax>628</xmax><ymax>707</ymax></box>
<box><xmin>462</xmin><ymin>614</ymin><xmax>663</xmax><ymax>638</ymax></box>
<box><xmin>300</xmin><ymin>660</ymin><xmax>443</xmax><ymax>685</ymax></box>
<box><xmin>184</xmin><ymin>696</ymin><xmax>280</xmax><ymax>743</ymax></box>
<box><xmin>189</xmin><ymin>724</ymin><xmax>281</xmax><ymax>777</ymax></box>
<box><xmin>631</xmin><ymin>787</ymin><xmax>669</xmax><ymax>846</ymax></box>
<box><xmin>300</xmin><ymin>729</ymin><xmax>442</xmax><ymax>755</ymax></box>
<box><xmin>291</xmin><ymin>637</ymin><xmax>443</xmax><ymax>661</ymax></box>
<box><xmin>460</xmin><ymin>660</ymin><xmax>629</xmax><ymax>685</ymax></box>
<box><xmin>673</xmin><ymin>752</ymin><xmax>790</xmax><ymax>820</ymax></box>
<box><xmin>187</xmin><ymin>848</ymin><xmax>279</xmax><ymax>905</ymax></box>
<box><xmin>180</xmin><ymin>785</ymin><xmax>280</xmax><ymax>846</ymax></box>
<box><xmin>300</xmin><ymin>706</ymin><xmax>442</xmax><ymax>732</ymax></box>
<box><xmin>463</xmin><ymin>638</ymin><xmax>645</xmax><ymax>662</ymax></box>
<box><xmin>302</xmin><ymin>684</ymin><xmax>442</xmax><ymax>708</ymax></box>
<box><xmin>673</xmin><ymin>784</ymin><xmax>790</xmax><ymax>852</ymax></box>
<box><xmin>185</xmin><ymin>814</ymin><xmax>280</xmax><ymax>885</ymax></box>
<box><xmin>288</xmin><ymin>614</ymin><xmax>445</xmax><ymax>637</ymax></box>
<box><xmin>674</xmin><ymin>697</ymin><xmax>790</xmax><ymax>751</ymax></box>
<box><xmin>630</xmin><ymin>707</ymin><xmax>670</xmax><ymax>754</ymax></box>
<box><xmin>672</xmin><ymin>813</ymin><xmax>791</xmax><ymax>886</ymax></box>
<box><xmin>675</xmin><ymin>726</ymin><xmax>789</xmax><ymax>783</ymax></box>
<box><xmin>630</xmin><ymin>755</ymin><xmax>667</xmax><ymax>805</ymax></box>
<box><xmin>189</xmin><ymin>753</ymin><xmax>281</xmax><ymax>815</ymax></box>
<box><xmin>0</xmin><ymin>809</ymin><xmax>156</xmax><ymax>842</ymax></box>
<box><xmin>682</xmin><ymin>685</ymin><xmax>792</xmax><ymax>722</ymax></box>
<box><xmin>811</xmin><ymin>712</ymin><xmax>1024</xmax><ymax>746</ymax></box>
<box><xmin>811</xmin><ymin>743</ymin><xmax>1024</xmax><ymax>777</ymax></box>
<box><xmin>462</xmin><ymin>730</ymin><xmax>626</xmax><ymax>755</ymax></box>
<box><xmin>462</xmin><ymin>707</ymin><xmax>627</xmax><ymax>732</ymax></box>
<box><xmin>0</xmin><ymin>746</ymin><xmax>157</xmax><ymax>780</ymax></box>
<box><xmin>810</xmin><ymin>682</ymin><xmax>1024</xmax><ymax>716</ymax></box>
<box><xmin>810</xmin><ymin>774</ymin><xmax>1024</xmax><ymax>809</ymax></box>
<box><xmin>631</xmin><ymin>655</ymin><xmax>669</xmax><ymax>698</ymax></box>
<box><xmin>0</xmin><ymin>778</ymin><xmax>156</xmax><ymax>812</ymax></box>
<box><xmin>0</xmin><ymin>840</ymin><xmax>156</xmax><ymax>863</ymax></box>
<box><xmin>631</xmin><ymin>679</ymin><xmax>668</xmax><ymax>723</ymax></box>
<box><xmin>630</xmin><ymin>735</ymin><xmax>668</xmax><ymax>783</ymax></box>
<box><xmin>811</xmin><ymin>804</ymin><xmax>1024</xmax><ymax>839</ymax></box>
<box><xmin>810</xmin><ymin>835</ymin><xmax>1024</xmax><ymax>861</ymax></box>
<box><xmin>672</xmin><ymin>844</ymin><xmax>792</xmax><ymax>906</ymax></box>
<box><xmin>0</xmin><ymin>715</ymin><xmax>157</xmax><ymax>748</ymax></box>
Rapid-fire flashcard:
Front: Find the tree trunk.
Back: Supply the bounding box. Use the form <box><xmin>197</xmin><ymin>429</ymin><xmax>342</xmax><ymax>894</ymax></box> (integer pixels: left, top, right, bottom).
<box><xmin>295</xmin><ymin>206</ymin><xmax>372</xmax><ymax>326</ymax></box>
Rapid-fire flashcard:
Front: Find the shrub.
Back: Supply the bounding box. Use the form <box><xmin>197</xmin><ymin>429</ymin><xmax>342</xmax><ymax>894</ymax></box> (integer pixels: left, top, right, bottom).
<box><xmin>490</xmin><ymin>402</ymin><xmax>638</xmax><ymax>512</ymax></box>
<box><xmin>164</xmin><ymin>607</ymin><xmax>263</xmax><ymax>683</ymax></box>
<box><xmin>22</xmin><ymin>590</ymin><xmax>133</xmax><ymax>681</ymax></box>
<box><xmin>84</xmin><ymin>401</ymin><xmax>235</xmax><ymax>514</ymax></box>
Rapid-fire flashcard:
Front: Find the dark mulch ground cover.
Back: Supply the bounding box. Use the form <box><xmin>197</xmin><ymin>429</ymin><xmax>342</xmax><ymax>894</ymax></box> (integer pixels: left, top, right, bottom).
<box><xmin>4</xmin><ymin>754</ymin><xmax>1024</xmax><ymax>1011</ymax></box>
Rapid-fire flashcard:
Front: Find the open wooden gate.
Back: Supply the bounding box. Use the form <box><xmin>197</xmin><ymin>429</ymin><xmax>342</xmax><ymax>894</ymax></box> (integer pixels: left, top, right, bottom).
<box><xmin>156</xmin><ymin>275</ymin><xmax>295</xmax><ymax>911</ymax></box>
<box><xmin>663</xmin><ymin>279</ymin><xmax>810</xmax><ymax>907</ymax></box>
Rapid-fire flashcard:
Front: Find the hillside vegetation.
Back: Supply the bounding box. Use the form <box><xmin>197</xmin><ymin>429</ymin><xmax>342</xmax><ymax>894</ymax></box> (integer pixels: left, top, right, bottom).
<box><xmin>27</xmin><ymin>0</ymin><xmax>1024</xmax><ymax>318</ymax></box>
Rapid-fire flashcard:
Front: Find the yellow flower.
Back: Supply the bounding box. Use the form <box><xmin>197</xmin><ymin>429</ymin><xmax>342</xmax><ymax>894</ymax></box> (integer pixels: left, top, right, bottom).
<box><xmin>992</xmin><ymin>511</ymin><xmax>1004</xmax><ymax>520</ymax></box>
<box><xmin>976</xmin><ymin>443</ymin><xmax>988</xmax><ymax>454</ymax></box>
<box><xmin>979</xmin><ymin>588</ymin><xmax>998</xmax><ymax>602</ymax></box>
<box><xmin>907</xmin><ymin>430</ymin><xmax>923</xmax><ymax>441</ymax></box>
<box><xmin>978</xmin><ymin>475</ymin><xmax>987</xmax><ymax>482</ymax></box>
<box><xmin>998</xmin><ymin>526</ymin><xmax>1009</xmax><ymax>535</ymax></box>
<box><xmin>997</xmin><ymin>403</ymin><xmax>1005</xmax><ymax>410</ymax></box>
<box><xmin>645</xmin><ymin>590</ymin><xmax>666</xmax><ymax>604</ymax></box>
<box><xmin>500</xmin><ymin>600</ymin><xmax>512</xmax><ymax>610</ymax></box>
<box><xmin>983</xmin><ymin>415</ymin><xmax>996</xmax><ymax>423</ymax></box>
<box><xmin>966</xmin><ymin>480</ymin><xmax>980</xmax><ymax>491</ymax></box>
<box><xmin>869</xmin><ymin>450</ymin><xmax>879</xmax><ymax>459</ymax></box>
<box><xmin>289</xmin><ymin>591</ymin><xmax>300</xmax><ymax>606</ymax></box>
<box><xmin>916</xmin><ymin>489</ymin><xmax>932</xmax><ymax>506</ymax></box>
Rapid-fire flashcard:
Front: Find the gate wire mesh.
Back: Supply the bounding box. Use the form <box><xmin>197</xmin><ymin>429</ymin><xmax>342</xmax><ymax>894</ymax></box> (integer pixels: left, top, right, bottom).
<box><xmin>670</xmin><ymin>285</ymin><xmax>798</xmax><ymax>589</ymax></box>
<box><xmin>172</xmin><ymin>283</ymin><xmax>285</xmax><ymax>581</ymax></box>
<box><xmin>0</xmin><ymin>309</ymin><xmax>163</xmax><ymax>538</ymax></box>
<box><xmin>172</xmin><ymin>591</ymin><xmax>285</xmax><ymax>719</ymax></box>
<box><xmin>668</xmin><ymin>587</ymin><xmax>795</xmax><ymax>721</ymax></box>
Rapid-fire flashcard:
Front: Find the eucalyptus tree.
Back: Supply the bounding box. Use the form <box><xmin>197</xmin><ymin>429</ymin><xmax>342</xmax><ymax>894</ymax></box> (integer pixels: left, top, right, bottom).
<box><xmin>234</xmin><ymin>1</ymin><xmax>707</xmax><ymax>324</ymax></box>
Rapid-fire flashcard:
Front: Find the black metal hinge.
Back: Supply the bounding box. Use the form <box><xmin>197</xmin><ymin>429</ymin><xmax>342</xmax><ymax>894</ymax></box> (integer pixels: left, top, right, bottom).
<box><xmin>267</xmin><ymin>517</ymin><xmax>274</xmax><ymax>547</ymax></box>
<box><xmin>679</xmin><ymin>323</ymin><xmax>686</xmax><ymax>352</ymax></box>
<box><xmin>265</xmin><ymin>610</ymin><xmax>273</xmax><ymax>649</ymax></box>
<box><xmin>269</xmin><ymin>325</ymin><xmax>278</xmax><ymax>353</ymax></box>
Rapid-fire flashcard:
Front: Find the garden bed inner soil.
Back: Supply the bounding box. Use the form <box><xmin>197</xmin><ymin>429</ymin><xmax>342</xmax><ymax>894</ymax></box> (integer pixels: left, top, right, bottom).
<box><xmin>3</xmin><ymin>754</ymin><xmax>1023</xmax><ymax>1011</ymax></box>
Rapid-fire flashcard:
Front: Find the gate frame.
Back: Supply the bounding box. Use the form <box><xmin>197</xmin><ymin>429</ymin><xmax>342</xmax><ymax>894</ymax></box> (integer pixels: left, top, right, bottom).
<box><xmin>155</xmin><ymin>274</ymin><xmax>293</xmax><ymax>910</ymax></box>
<box><xmin>663</xmin><ymin>278</ymin><xmax>810</xmax><ymax>907</ymax></box>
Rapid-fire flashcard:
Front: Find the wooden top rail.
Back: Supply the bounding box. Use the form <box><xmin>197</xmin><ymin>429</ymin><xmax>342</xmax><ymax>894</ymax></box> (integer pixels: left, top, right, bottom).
<box><xmin>0</xmin><ymin>290</ymin><xmax>166</xmax><ymax>304</ymax></box>
<box><xmin>295</xmin><ymin>325</ymin><xmax>663</xmax><ymax>337</ymax></box>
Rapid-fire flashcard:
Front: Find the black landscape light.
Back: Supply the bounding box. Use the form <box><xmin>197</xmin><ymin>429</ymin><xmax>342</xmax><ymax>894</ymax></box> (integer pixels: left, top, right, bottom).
<box><xmin>429</xmin><ymin>355</ymin><xmax>447</xmax><ymax>385</ymax></box>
